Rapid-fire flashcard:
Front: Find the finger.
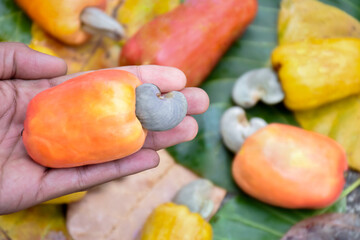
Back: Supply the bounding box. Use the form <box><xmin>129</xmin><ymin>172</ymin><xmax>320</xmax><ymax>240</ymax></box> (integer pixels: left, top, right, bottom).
<box><xmin>49</xmin><ymin>65</ymin><xmax>187</xmax><ymax>92</ymax></box>
<box><xmin>39</xmin><ymin>149</ymin><xmax>159</xmax><ymax>201</ymax></box>
<box><xmin>181</xmin><ymin>87</ymin><xmax>209</xmax><ymax>115</ymax></box>
<box><xmin>143</xmin><ymin>116</ymin><xmax>198</xmax><ymax>150</ymax></box>
<box><xmin>122</xmin><ymin>65</ymin><xmax>187</xmax><ymax>92</ymax></box>
<box><xmin>0</xmin><ymin>42</ymin><xmax>67</xmax><ymax>80</ymax></box>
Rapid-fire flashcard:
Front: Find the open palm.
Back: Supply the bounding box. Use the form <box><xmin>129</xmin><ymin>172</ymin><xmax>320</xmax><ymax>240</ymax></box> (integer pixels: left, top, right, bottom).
<box><xmin>0</xmin><ymin>43</ymin><xmax>209</xmax><ymax>214</ymax></box>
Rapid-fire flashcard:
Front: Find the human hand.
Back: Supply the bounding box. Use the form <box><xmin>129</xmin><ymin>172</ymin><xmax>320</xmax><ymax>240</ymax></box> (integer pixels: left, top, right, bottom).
<box><xmin>0</xmin><ymin>42</ymin><xmax>209</xmax><ymax>214</ymax></box>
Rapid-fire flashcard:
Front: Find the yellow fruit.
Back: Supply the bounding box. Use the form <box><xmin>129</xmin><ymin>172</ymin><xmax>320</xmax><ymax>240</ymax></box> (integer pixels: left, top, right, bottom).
<box><xmin>42</xmin><ymin>191</ymin><xmax>87</xmax><ymax>204</ymax></box>
<box><xmin>141</xmin><ymin>203</ymin><xmax>212</xmax><ymax>240</ymax></box>
<box><xmin>117</xmin><ymin>0</ymin><xmax>180</xmax><ymax>37</ymax></box>
<box><xmin>28</xmin><ymin>43</ymin><xmax>58</xmax><ymax>56</ymax></box>
<box><xmin>278</xmin><ymin>0</ymin><xmax>360</xmax><ymax>45</ymax></box>
<box><xmin>272</xmin><ymin>38</ymin><xmax>360</xmax><ymax>110</ymax></box>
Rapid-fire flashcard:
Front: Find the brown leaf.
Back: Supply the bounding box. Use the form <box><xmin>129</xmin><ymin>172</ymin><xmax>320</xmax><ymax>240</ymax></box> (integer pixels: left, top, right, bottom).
<box><xmin>66</xmin><ymin>150</ymin><xmax>226</xmax><ymax>240</ymax></box>
<box><xmin>281</xmin><ymin>213</ymin><xmax>360</xmax><ymax>240</ymax></box>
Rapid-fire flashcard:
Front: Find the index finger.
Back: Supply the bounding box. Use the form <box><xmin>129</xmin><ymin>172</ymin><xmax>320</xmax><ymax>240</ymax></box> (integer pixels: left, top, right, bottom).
<box><xmin>49</xmin><ymin>65</ymin><xmax>187</xmax><ymax>92</ymax></box>
<box><xmin>0</xmin><ymin>42</ymin><xmax>67</xmax><ymax>80</ymax></box>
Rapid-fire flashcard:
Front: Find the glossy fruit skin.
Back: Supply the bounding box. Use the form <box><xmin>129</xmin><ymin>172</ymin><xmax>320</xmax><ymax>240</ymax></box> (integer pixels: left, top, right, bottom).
<box><xmin>120</xmin><ymin>0</ymin><xmax>257</xmax><ymax>87</ymax></box>
<box><xmin>23</xmin><ymin>70</ymin><xmax>146</xmax><ymax>168</ymax></box>
<box><xmin>15</xmin><ymin>0</ymin><xmax>106</xmax><ymax>45</ymax></box>
<box><xmin>141</xmin><ymin>203</ymin><xmax>212</xmax><ymax>240</ymax></box>
<box><xmin>232</xmin><ymin>124</ymin><xmax>347</xmax><ymax>209</ymax></box>
<box><xmin>272</xmin><ymin>38</ymin><xmax>360</xmax><ymax>110</ymax></box>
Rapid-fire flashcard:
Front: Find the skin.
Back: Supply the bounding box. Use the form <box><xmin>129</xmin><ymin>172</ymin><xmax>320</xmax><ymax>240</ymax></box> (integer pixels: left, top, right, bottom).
<box><xmin>0</xmin><ymin>42</ymin><xmax>209</xmax><ymax>215</ymax></box>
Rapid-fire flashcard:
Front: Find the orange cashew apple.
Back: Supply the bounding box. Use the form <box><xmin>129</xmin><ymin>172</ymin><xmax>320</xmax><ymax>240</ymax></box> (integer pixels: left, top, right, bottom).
<box><xmin>221</xmin><ymin>107</ymin><xmax>348</xmax><ymax>209</ymax></box>
<box><xmin>22</xmin><ymin>70</ymin><xmax>187</xmax><ymax>168</ymax></box>
<box><xmin>15</xmin><ymin>0</ymin><xmax>125</xmax><ymax>45</ymax></box>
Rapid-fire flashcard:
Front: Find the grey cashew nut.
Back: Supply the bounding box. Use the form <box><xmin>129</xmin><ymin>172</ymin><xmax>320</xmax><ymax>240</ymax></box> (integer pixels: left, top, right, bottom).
<box><xmin>220</xmin><ymin>106</ymin><xmax>267</xmax><ymax>153</ymax></box>
<box><xmin>135</xmin><ymin>83</ymin><xmax>188</xmax><ymax>131</ymax></box>
<box><xmin>173</xmin><ymin>179</ymin><xmax>214</xmax><ymax>219</ymax></box>
<box><xmin>80</xmin><ymin>7</ymin><xmax>126</xmax><ymax>41</ymax></box>
<box><xmin>232</xmin><ymin>68</ymin><xmax>284</xmax><ymax>108</ymax></box>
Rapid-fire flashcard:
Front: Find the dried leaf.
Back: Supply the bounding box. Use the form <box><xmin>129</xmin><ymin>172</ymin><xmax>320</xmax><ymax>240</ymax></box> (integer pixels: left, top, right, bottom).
<box><xmin>66</xmin><ymin>150</ymin><xmax>226</xmax><ymax>240</ymax></box>
<box><xmin>281</xmin><ymin>213</ymin><xmax>360</xmax><ymax>240</ymax></box>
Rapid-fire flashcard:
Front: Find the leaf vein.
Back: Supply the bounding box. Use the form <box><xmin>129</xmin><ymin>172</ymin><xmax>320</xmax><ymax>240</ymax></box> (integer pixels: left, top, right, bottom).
<box><xmin>258</xmin><ymin>5</ymin><xmax>279</xmax><ymax>12</ymax></box>
<box><xmin>248</xmin><ymin>24</ymin><xmax>277</xmax><ymax>32</ymax></box>
<box><xmin>220</xmin><ymin>56</ymin><xmax>266</xmax><ymax>65</ymax></box>
<box><xmin>238</xmin><ymin>40</ymin><xmax>277</xmax><ymax>47</ymax></box>
<box><xmin>221</xmin><ymin>215</ymin><xmax>284</xmax><ymax>237</ymax></box>
<box><xmin>256</xmin><ymin>204</ymin><xmax>299</xmax><ymax>225</ymax></box>
<box><xmin>0</xmin><ymin>11</ymin><xmax>24</xmax><ymax>22</ymax></box>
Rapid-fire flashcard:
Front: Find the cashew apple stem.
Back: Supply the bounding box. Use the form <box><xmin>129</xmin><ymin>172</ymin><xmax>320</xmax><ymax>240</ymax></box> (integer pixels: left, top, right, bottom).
<box><xmin>135</xmin><ymin>83</ymin><xmax>188</xmax><ymax>131</ymax></box>
<box><xmin>80</xmin><ymin>7</ymin><xmax>125</xmax><ymax>41</ymax></box>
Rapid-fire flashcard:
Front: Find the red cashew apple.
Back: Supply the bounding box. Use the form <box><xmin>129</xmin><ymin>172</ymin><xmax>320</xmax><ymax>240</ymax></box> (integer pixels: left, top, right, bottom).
<box><xmin>120</xmin><ymin>0</ymin><xmax>258</xmax><ymax>87</ymax></box>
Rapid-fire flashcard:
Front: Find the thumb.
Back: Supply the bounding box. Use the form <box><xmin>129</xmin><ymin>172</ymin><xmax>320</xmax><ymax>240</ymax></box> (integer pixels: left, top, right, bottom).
<box><xmin>0</xmin><ymin>42</ymin><xmax>67</xmax><ymax>80</ymax></box>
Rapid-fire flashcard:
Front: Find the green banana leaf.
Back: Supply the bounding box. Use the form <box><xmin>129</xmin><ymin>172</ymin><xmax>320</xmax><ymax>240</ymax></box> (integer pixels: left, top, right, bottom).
<box><xmin>168</xmin><ymin>0</ymin><xmax>298</xmax><ymax>192</ymax></box>
<box><xmin>211</xmin><ymin>195</ymin><xmax>347</xmax><ymax>240</ymax></box>
<box><xmin>211</xmin><ymin>178</ymin><xmax>360</xmax><ymax>239</ymax></box>
<box><xmin>0</xmin><ymin>0</ymin><xmax>31</xmax><ymax>43</ymax></box>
